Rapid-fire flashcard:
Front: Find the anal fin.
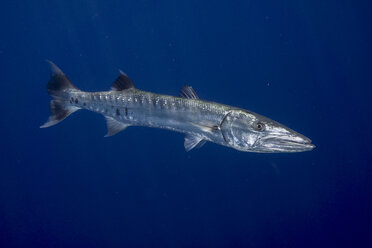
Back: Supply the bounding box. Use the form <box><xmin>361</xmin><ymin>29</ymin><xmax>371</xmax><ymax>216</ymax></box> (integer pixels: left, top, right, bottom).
<box><xmin>184</xmin><ymin>134</ymin><xmax>206</xmax><ymax>152</ymax></box>
<box><xmin>104</xmin><ymin>116</ymin><xmax>130</xmax><ymax>137</ymax></box>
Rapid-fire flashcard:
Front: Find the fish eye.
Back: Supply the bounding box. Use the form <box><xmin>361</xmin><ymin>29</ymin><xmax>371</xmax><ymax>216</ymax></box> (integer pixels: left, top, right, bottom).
<box><xmin>253</xmin><ymin>121</ymin><xmax>265</xmax><ymax>131</ymax></box>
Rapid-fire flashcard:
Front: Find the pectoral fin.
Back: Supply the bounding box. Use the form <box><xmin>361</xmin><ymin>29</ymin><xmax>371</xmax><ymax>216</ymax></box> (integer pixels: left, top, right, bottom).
<box><xmin>104</xmin><ymin>116</ymin><xmax>130</xmax><ymax>137</ymax></box>
<box><xmin>189</xmin><ymin>122</ymin><xmax>220</xmax><ymax>133</ymax></box>
<box><xmin>184</xmin><ymin>134</ymin><xmax>206</xmax><ymax>152</ymax></box>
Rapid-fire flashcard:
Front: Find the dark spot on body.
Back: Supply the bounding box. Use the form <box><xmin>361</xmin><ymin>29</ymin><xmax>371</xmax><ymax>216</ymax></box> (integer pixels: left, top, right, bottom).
<box><xmin>83</xmin><ymin>103</ymin><xmax>86</xmax><ymax>106</ymax></box>
<box><xmin>160</xmin><ymin>100</ymin><xmax>165</xmax><ymax>109</ymax></box>
<box><xmin>74</xmin><ymin>98</ymin><xmax>78</xmax><ymax>104</ymax></box>
<box><xmin>116</xmin><ymin>108</ymin><xmax>120</xmax><ymax>116</ymax></box>
<box><xmin>125</xmin><ymin>107</ymin><xmax>128</xmax><ymax>116</ymax></box>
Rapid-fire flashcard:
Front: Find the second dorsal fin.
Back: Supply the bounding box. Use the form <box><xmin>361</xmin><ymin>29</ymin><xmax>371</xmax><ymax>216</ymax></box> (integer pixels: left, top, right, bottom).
<box><xmin>179</xmin><ymin>85</ymin><xmax>199</xmax><ymax>99</ymax></box>
<box><xmin>111</xmin><ymin>70</ymin><xmax>135</xmax><ymax>91</ymax></box>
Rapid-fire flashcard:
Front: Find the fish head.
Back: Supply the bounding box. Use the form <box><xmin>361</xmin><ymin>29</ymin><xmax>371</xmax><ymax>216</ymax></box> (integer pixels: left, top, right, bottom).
<box><xmin>220</xmin><ymin>109</ymin><xmax>315</xmax><ymax>153</ymax></box>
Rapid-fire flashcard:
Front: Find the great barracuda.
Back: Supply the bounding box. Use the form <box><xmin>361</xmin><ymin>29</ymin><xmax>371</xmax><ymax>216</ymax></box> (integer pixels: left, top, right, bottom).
<box><xmin>41</xmin><ymin>61</ymin><xmax>315</xmax><ymax>153</ymax></box>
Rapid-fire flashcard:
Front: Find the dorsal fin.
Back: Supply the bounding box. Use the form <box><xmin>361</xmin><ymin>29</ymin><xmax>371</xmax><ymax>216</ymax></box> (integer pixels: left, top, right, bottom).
<box><xmin>179</xmin><ymin>85</ymin><xmax>199</xmax><ymax>99</ymax></box>
<box><xmin>111</xmin><ymin>70</ymin><xmax>135</xmax><ymax>91</ymax></box>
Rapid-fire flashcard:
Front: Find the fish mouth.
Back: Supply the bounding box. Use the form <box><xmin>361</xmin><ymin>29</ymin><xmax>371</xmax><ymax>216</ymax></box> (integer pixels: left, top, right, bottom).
<box><xmin>257</xmin><ymin>134</ymin><xmax>315</xmax><ymax>153</ymax></box>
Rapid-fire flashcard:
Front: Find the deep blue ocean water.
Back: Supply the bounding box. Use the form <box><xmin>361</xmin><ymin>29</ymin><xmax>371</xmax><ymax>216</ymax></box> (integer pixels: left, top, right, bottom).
<box><xmin>1</xmin><ymin>0</ymin><xmax>371</xmax><ymax>247</ymax></box>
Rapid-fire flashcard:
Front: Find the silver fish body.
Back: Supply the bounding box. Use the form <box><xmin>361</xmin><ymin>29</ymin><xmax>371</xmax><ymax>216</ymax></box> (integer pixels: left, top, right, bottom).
<box><xmin>41</xmin><ymin>61</ymin><xmax>315</xmax><ymax>153</ymax></box>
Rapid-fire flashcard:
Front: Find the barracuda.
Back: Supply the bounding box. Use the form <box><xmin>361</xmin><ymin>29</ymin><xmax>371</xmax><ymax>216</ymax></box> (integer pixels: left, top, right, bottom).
<box><xmin>41</xmin><ymin>61</ymin><xmax>315</xmax><ymax>153</ymax></box>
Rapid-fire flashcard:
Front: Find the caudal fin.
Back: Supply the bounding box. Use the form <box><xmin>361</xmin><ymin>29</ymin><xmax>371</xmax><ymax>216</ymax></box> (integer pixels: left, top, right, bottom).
<box><xmin>40</xmin><ymin>61</ymin><xmax>80</xmax><ymax>128</ymax></box>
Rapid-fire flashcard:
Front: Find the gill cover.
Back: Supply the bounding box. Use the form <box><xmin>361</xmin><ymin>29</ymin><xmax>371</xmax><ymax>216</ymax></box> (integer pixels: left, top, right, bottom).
<box><xmin>220</xmin><ymin>110</ymin><xmax>258</xmax><ymax>150</ymax></box>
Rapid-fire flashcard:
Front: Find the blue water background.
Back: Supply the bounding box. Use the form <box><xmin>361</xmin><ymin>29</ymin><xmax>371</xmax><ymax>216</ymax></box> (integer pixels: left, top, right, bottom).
<box><xmin>0</xmin><ymin>0</ymin><xmax>371</xmax><ymax>247</ymax></box>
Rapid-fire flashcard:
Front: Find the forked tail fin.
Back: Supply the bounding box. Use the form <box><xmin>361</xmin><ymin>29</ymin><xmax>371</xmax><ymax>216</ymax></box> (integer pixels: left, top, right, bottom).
<box><xmin>40</xmin><ymin>61</ymin><xmax>81</xmax><ymax>128</ymax></box>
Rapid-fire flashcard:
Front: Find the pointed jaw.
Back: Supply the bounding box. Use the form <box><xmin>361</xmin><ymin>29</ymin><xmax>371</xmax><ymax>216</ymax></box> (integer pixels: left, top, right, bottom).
<box><xmin>257</xmin><ymin>134</ymin><xmax>315</xmax><ymax>153</ymax></box>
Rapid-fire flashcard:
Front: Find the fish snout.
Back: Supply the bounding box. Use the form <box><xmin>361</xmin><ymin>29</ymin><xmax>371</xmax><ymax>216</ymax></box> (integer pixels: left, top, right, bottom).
<box><xmin>257</xmin><ymin>131</ymin><xmax>315</xmax><ymax>153</ymax></box>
